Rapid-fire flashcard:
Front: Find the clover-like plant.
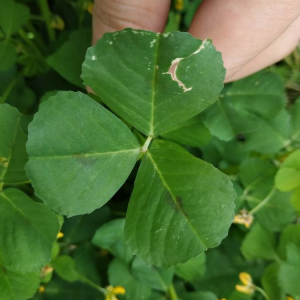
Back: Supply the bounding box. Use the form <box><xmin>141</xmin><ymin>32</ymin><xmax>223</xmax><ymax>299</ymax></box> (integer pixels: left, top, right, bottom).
<box><xmin>25</xmin><ymin>29</ymin><xmax>236</xmax><ymax>268</ymax></box>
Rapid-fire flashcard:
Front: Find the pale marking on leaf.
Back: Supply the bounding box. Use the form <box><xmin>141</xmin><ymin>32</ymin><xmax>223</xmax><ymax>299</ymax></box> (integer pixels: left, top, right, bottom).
<box><xmin>91</xmin><ymin>55</ymin><xmax>97</xmax><ymax>60</ymax></box>
<box><xmin>163</xmin><ymin>39</ymin><xmax>209</xmax><ymax>93</ymax></box>
<box><xmin>150</xmin><ymin>39</ymin><xmax>157</xmax><ymax>48</ymax></box>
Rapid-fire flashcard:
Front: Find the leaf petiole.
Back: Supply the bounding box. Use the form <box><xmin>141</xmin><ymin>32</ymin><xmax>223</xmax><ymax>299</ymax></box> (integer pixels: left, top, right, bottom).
<box><xmin>248</xmin><ymin>186</ymin><xmax>277</xmax><ymax>215</ymax></box>
<box><xmin>141</xmin><ymin>136</ymin><xmax>153</xmax><ymax>153</ymax></box>
<box><xmin>168</xmin><ymin>284</ymin><xmax>180</xmax><ymax>300</ymax></box>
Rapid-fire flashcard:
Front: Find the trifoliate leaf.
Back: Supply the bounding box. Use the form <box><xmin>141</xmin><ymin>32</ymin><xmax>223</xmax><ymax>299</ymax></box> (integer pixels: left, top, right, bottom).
<box><xmin>0</xmin><ymin>188</ymin><xmax>59</xmax><ymax>273</ymax></box>
<box><xmin>82</xmin><ymin>28</ymin><xmax>225</xmax><ymax>136</ymax></box>
<box><xmin>0</xmin><ymin>104</ymin><xmax>28</xmax><ymax>184</ymax></box>
<box><xmin>125</xmin><ymin>148</ymin><xmax>236</xmax><ymax>268</ymax></box>
<box><xmin>26</xmin><ymin>91</ymin><xmax>141</xmax><ymax>217</ymax></box>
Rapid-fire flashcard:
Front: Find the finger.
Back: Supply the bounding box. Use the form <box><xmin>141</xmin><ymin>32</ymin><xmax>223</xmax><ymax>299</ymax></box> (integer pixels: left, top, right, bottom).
<box><xmin>227</xmin><ymin>15</ymin><xmax>300</xmax><ymax>82</ymax></box>
<box><xmin>188</xmin><ymin>0</ymin><xmax>300</xmax><ymax>80</ymax></box>
<box><xmin>92</xmin><ymin>0</ymin><xmax>171</xmax><ymax>44</ymax></box>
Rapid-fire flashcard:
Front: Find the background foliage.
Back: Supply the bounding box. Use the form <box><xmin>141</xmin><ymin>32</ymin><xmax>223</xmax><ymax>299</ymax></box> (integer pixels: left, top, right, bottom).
<box><xmin>1</xmin><ymin>0</ymin><xmax>300</xmax><ymax>300</ymax></box>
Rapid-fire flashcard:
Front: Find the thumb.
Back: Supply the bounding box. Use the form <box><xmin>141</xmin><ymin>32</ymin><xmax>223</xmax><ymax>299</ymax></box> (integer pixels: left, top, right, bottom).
<box><xmin>92</xmin><ymin>0</ymin><xmax>171</xmax><ymax>44</ymax></box>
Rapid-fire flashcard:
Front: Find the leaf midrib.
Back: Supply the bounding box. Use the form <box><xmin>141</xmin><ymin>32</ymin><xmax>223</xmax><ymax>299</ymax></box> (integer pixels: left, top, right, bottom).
<box><xmin>149</xmin><ymin>34</ymin><xmax>162</xmax><ymax>136</ymax></box>
<box><xmin>30</xmin><ymin>148</ymin><xmax>140</xmax><ymax>159</ymax></box>
<box><xmin>147</xmin><ymin>152</ymin><xmax>207</xmax><ymax>249</ymax></box>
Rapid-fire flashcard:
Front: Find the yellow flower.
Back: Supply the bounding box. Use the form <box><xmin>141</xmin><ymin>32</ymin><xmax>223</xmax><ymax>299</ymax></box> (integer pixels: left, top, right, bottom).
<box><xmin>39</xmin><ymin>286</ymin><xmax>45</xmax><ymax>293</ymax></box>
<box><xmin>235</xmin><ymin>284</ymin><xmax>254</xmax><ymax>295</ymax></box>
<box><xmin>286</xmin><ymin>297</ymin><xmax>294</xmax><ymax>300</ymax></box>
<box><xmin>239</xmin><ymin>272</ymin><xmax>252</xmax><ymax>285</ymax></box>
<box><xmin>235</xmin><ymin>272</ymin><xmax>254</xmax><ymax>295</ymax></box>
<box><xmin>112</xmin><ymin>286</ymin><xmax>126</xmax><ymax>295</ymax></box>
<box><xmin>105</xmin><ymin>285</ymin><xmax>126</xmax><ymax>300</ymax></box>
<box><xmin>233</xmin><ymin>209</ymin><xmax>254</xmax><ymax>228</ymax></box>
<box><xmin>51</xmin><ymin>15</ymin><xmax>65</xmax><ymax>30</ymax></box>
<box><xmin>57</xmin><ymin>231</ymin><xmax>64</xmax><ymax>239</ymax></box>
<box><xmin>41</xmin><ymin>265</ymin><xmax>54</xmax><ymax>278</ymax></box>
<box><xmin>175</xmin><ymin>0</ymin><xmax>183</xmax><ymax>10</ymax></box>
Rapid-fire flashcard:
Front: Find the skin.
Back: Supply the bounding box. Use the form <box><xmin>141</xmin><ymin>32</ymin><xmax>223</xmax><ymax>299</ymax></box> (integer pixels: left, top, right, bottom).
<box><xmin>92</xmin><ymin>0</ymin><xmax>300</xmax><ymax>82</ymax></box>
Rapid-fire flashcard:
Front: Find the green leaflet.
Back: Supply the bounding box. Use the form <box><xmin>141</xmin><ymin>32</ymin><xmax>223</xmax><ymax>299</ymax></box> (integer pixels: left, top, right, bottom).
<box><xmin>174</xmin><ymin>253</ymin><xmax>206</xmax><ymax>281</ymax></box>
<box><xmin>277</xmin><ymin>224</ymin><xmax>300</xmax><ymax>259</ymax></box>
<box><xmin>262</xmin><ymin>263</ymin><xmax>285</xmax><ymax>300</ymax></box>
<box><xmin>202</xmin><ymin>71</ymin><xmax>285</xmax><ymax>141</ymax></box>
<box><xmin>160</xmin><ymin>116</ymin><xmax>211</xmax><ymax>147</ymax></box>
<box><xmin>47</xmin><ymin>29</ymin><xmax>92</xmax><ymax>87</ymax></box>
<box><xmin>278</xmin><ymin>244</ymin><xmax>300</xmax><ymax>296</ymax></box>
<box><xmin>275</xmin><ymin>149</ymin><xmax>300</xmax><ymax>191</ymax></box>
<box><xmin>73</xmin><ymin>243</ymin><xmax>101</xmax><ymax>284</ymax></box>
<box><xmin>239</xmin><ymin>158</ymin><xmax>276</xmax><ymax>191</ymax></box>
<box><xmin>247</xmin><ymin>190</ymin><xmax>296</xmax><ymax>232</ymax></box>
<box><xmin>82</xmin><ymin>29</ymin><xmax>225</xmax><ymax>136</ymax></box>
<box><xmin>131</xmin><ymin>256</ymin><xmax>174</xmax><ymax>292</ymax></box>
<box><xmin>53</xmin><ymin>255</ymin><xmax>80</xmax><ymax>283</ymax></box>
<box><xmin>125</xmin><ymin>148</ymin><xmax>236</xmax><ymax>268</ymax></box>
<box><xmin>0</xmin><ymin>259</ymin><xmax>40</xmax><ymax>300</ymax></box>
<box><xmin>92</xmin><ymin>218</ymin><xmax>133</xmax><ymax>263</ymax></box>
<box><xmin>0</xmin><ymin>188</ymin><xmax>59</xmax><ymax>273</ymax></box>
<box><xmin>63</xmin><ymin>205</ymin><xmax>112</xmax><ymax>244</ymax></box>
<box><xmin>238</xmin><ymin>158</ymin><xmax>296</xmax><ymax>231</ymax></box>
<box><xmin>241</xmin><ymin>223</ymin><xmax>277</xmax><ymax>261</ymax></box>
<box><xmin>108</xmin><ymin>258</ymin><xmax>152</xmax><ymax>300</ymax></box>
<box><xmin>0</xmin><ymin>104</ymin><xmax>28</xmax><ymax>185</ymax></box>
<box><xmin>0</xmin><ymin>0</ymin><xmax>30</xmax><ymax>37</ymax></box>
<box><xmin>26</xmin><ymin>91</ymin><xmax>141</xmax><ymax>217</ymax></box>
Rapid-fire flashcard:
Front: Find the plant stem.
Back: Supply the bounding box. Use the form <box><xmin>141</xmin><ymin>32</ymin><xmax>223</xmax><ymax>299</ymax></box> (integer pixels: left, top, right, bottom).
<box><xmin>25</xmin><ymin>23</ymin><xmax>47</xmax><ymax>52</ymax></box>
<box><xmin>141</xmin><ymin>136</ymin><xmax>153</xmax><ymax>153</ymax></box>
<box><xmin>168</xmin><ymin>284</ymin><xmax>179</xmax><ymax>300</ymax></box>
<box><xmin>249</xmin><ymin>186</ymin><xmax>276</xmax><ymax>215</ymax></box>
<box><xmin>37</xmin><ymin>0</ymin><xmax>55</xmax><ymax>42</ymax></box>
<box><xmin>255</xmin><ymin>286</ymin><xmax>270</xmax><ymax>300</ymax></box>
<box><xmin>0</xmin><ymin>77</ymin><xmax>18</xmax><ymax>104</ymax></box>
<box><xmin>18</xmin><ymin>29</ymin><xmax>44</xmax><ymax>59</ymax></box>
<box><xmin>79</xmin><ymin>275</ymin><xmax>106</xmax><ymax>295</ymax></box>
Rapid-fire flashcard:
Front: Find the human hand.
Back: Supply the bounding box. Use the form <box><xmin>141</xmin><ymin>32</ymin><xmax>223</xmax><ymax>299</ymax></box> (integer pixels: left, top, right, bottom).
<box><xmin>92</xmin><ymin>0</ymin><xmax>300</xmax><ymax>82</ymax></box>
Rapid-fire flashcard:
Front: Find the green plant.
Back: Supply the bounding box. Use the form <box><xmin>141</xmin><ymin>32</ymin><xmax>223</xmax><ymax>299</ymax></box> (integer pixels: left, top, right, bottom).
<box><xmin>1</xmin><ymin>1</ymin><xmax>300</xmax><ymax>300</ymax></box>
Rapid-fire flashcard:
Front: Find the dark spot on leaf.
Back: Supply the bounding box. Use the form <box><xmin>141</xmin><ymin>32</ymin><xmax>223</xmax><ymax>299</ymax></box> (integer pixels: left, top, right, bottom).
<box><xmin>2</xmin><ymin>266</ymin><xmax>7</xmax><ymax>274</ymax></box>
<box><xmin>165</xmin><ymin>193</ymin><xmax>188</xmax><ymax>217</ymax></box>
<box><xmin>236</xmin><ymin>133</ymin><xmax>246</xmax><ymax>143</ymax></box>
